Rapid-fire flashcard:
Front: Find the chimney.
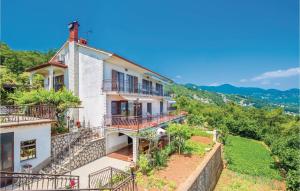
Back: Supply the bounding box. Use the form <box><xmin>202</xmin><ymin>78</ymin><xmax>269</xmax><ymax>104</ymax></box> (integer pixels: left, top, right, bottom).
<box><xmin>68</xmin><ymin>21</ymin><xmax>79</xmax><ymax>42</ymax></box>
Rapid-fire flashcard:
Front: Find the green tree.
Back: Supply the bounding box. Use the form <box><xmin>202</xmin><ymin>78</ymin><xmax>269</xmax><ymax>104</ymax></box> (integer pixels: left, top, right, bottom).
<box><xmin>167</xmin><ymin>123</ymin><xmax>192</xmax><ymax>154</ymax></box>
<box><xmin>10</xmin><ymin>88</ymin><xmax>81</xmax><ymax>127</ymax></box>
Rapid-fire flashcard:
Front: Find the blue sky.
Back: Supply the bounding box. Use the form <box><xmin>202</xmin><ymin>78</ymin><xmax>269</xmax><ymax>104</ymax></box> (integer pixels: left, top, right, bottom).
<box><xmin>2</xmin><ymin>0</ymin><xmax>299</xmax><ymax>90</ymax></box>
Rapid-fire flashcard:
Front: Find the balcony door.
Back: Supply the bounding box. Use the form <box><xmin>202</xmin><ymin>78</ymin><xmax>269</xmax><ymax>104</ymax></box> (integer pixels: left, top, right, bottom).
<box><xmin>111</xmin><ymin>101</ymin><xmax>128</xmax><ymax>116</ymax></box>
<box><xmin>142</xmin><ymin>79</ymin><xmax>152</xmax><ymax>94</ymax></box>
<box><xmin>126</xmin><ymin>74</ymin><xmax>138</xmax><ymax>93</ymax></box>
<box><xmin>0</xmin><ymin>132</ymin><xmax>14</xmax><ymax>187</ymax></box>
<box><xmin>112</xmin><ymin>70</ymin><xmax>124</xmax><ymax>92</ymax></box>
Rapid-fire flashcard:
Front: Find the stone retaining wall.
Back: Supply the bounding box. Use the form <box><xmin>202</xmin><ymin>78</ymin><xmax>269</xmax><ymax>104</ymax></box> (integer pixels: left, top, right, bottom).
<box><xmin>69</xmin><ymin>138</ymin><xmax>106</xmax><ymax>170</ymax></box>
<box><xmin>51</xmin><ymin>131</ymin><xmax>81</xmax><ymax>156</ymax></box>
<box><xmin>177</xmin><ymin>143</ymin><xmax>223</xmax><ymax>191</ymax></box>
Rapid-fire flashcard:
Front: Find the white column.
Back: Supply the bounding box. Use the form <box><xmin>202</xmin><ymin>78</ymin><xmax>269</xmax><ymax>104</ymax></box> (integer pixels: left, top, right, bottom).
<box><xmin>132</xmin><ymin>137</ymin><xmax>139</xmax><ymax>163</ymax></box>
<box><xmin>48</xmin><ymin>67</ymin><xmax>54</xmax><ymax>90</ymax></box>
<box><xmin>29</xmin><ymin>73</ymin><xmax>33</xmax><ymax>86</ymax></box>
<box><xmin>213</xmin><ymin>129</ymin><xmax>218</xmax><ymax>143</ymax></box>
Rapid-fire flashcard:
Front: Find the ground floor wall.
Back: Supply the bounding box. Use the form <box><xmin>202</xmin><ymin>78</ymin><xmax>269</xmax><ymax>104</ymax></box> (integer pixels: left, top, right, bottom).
<box><xmin>1</xmin><ymin>123</ymin><xmax>51</xmax><ymax>172</ymax></box>
<box><xmin>106</xmin><ymin>132</ymin><xmax>130</xmax><ymax>154</ymax></box>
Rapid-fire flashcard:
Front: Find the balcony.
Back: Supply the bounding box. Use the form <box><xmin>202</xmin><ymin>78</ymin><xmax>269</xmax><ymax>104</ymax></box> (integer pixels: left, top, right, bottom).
<box><xmin>102</xmin><ymin>80</ymin><xmax>170</xmax><ymax>97</ymax></box>
<box><xmin>0</xmin><ymin>105</ymin><xmax>56</xmax><ymax>127</ymax></box>
<box><xmin>104</xmin><ymin>112</ymin><xmax>186</xmax><ymax>131</ymax></box>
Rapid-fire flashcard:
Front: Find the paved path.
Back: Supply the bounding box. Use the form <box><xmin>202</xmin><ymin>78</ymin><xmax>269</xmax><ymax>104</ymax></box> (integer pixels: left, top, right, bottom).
<box><xmin>68</xmin><ymin>156</ymin><xmax>130</xmax><ymax>188</ymax></box>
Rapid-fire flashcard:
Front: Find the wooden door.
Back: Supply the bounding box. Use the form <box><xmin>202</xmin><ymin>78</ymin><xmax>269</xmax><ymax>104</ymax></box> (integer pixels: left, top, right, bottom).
<box><xmin>0</xmin><ymin>132</ymin><xmax>14</xmax><ymax>187</ymax></box>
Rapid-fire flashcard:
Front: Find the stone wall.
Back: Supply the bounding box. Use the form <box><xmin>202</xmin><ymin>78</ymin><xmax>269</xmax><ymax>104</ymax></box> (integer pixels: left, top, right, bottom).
<box><xmin>177</xmin><ymin>143</ymin><xmax>223</xmax><ymax>191</ymax></box>
<box><xmin>69</xmin><ymin>138</ymin><xmax>106</xmax><ymax>170</ymax></box>
<box><xmin>51</xmin><ymin>131</ymin><xmax>81</xmax><ymax>156</ymax></box>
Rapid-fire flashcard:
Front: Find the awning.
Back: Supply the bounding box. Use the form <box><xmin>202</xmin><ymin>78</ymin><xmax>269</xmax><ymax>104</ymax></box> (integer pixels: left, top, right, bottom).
<box><xmin>121</xmin><ymin>96</ymin><xmax>154</xmax><ymax>102</ymax></box>
<box><xmin>157</xmin><ymin>127</ymin><xmax>166</xmax><ymax>136</ymax></box>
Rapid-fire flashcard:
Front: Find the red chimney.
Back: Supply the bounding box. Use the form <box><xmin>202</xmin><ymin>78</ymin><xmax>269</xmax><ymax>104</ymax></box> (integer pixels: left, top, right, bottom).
<box><xmin>68</xmin><ymin>21</ymin><xmax>79</xmax><ymax>42</ymax></box>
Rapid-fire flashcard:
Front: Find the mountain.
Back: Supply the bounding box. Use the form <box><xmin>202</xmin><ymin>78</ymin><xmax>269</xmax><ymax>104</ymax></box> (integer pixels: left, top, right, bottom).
<box><xmin>185</xmin><ymin>83</ymin><xmax>300</xmax><ymax>113</ymax></box>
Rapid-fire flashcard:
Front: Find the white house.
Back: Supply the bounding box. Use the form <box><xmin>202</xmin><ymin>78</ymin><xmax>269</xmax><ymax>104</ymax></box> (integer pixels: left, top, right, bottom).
<box><xmin>0</xmin><ymin>105</ymin><xmax>54</xmax><ymax>173</ymax></box>
<box><xmin>27</xmin><ymin>21</ymin><xmax>183</xmax><ymax>162</ymax></box>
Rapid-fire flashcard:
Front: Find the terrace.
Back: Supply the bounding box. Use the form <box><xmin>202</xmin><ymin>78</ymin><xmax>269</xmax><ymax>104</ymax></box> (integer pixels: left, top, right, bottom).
<box><xmin>0</xmin><ymin>105</ymin><xmax>56</xmax><ymax>127</ymax></box>
<box><xmin>104</xmin><ymin>112</ymin><xmax>186</xmax><ymax>131</ymax></box>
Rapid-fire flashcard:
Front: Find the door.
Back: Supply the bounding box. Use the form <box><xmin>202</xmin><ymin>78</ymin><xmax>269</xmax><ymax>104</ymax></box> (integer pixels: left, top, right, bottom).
<box><xmin>147</xmin><ymin>103</ymin><xmax>152</xmax><ymax>115</ymax></box>
<box><xmin>134</xmin><ymin>103</ymin><xmax>142</xmax><ymax>117</ymax></box>
<box><xmin>0</xmin><ymin>132</ymin><xmax>14</xmax><ymax>187</ymax></box>
<box><xmin>160</xmin><ymin>101</ymin><xmax>163</xmax><ymax>114</ymax></box>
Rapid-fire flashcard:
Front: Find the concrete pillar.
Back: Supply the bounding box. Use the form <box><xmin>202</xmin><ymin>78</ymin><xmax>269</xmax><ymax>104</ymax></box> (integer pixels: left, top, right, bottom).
<box><xmin>29</xmin><ymin>73</ymin><xmax>33</xmax><ymax>86</ymax></box>
<box><xmin>48</xmin><ymin>67</ymin><xmax>54</xmax><ymax>90</ymax></box>
<box><xmin>132</xmin><ymin>137</ymin><xmax>139</xmax><ymax>163</ymax></box>
<box><xmin>213</xmin><ymin>129</ymin><xmax>218</xmax><ymax>143</ymax></box>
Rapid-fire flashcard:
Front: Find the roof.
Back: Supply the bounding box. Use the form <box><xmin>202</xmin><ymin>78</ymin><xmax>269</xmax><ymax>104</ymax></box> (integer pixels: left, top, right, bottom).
<box><xmin>76</xmin><ymin>42</ymin><xmax>173</xmax><ymax>82</ymax></box>
<box><xmin>41</xmin><ymin>41</ymin><xmax>173</xmax><ymax>83</ymax></box>
<box><xmin>26</xmin><ymin>61</ymin><xmax>68</xmax><ymax>72</ymax></box>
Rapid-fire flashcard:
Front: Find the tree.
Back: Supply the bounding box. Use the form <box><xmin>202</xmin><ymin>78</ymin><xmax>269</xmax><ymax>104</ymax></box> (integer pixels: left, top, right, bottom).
<box><xmin>167</xmin><ymin>123</ymin><xmax>192</xmax><ymax>154</ymax></box>
<box><xmin>10</xmin><ymin>88</ymin><xmax>81</xmax><ymax>127</ymax></box>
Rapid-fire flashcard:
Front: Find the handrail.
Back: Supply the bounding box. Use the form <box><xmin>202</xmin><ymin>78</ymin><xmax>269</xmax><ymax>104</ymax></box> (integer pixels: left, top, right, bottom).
<box><xmin>0</xmin><ymin>171</ymin><xmax>79</xmax><ymax>190</ymax></box>
<box><xmin>0</xmin><ymin>105</ymin><xmax>56</xmax><ymax>124</ymax></box>
<box><xmin>102</xmin><ymin>79</ymin><xmax>170</xmax><ymax>97</ymax></box>
<box><xmin>104</xmin><ymin>112</ymin><xmax>186</xmax><ymax>131</ymax></box>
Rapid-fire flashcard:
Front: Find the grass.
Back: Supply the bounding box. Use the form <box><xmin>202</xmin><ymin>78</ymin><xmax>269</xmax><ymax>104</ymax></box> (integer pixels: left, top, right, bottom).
<box><xmin>215</xmin><ymin>169</ymin><xmax>285</xmax><ymax>191</ymax></box>
<box><xmin>185</xmin><ymin>140</ymin><xmax>207</xmax><ymax>156</ymax></box>
<box><xmin>224</xmin><ymin>135</ymin><xmax>281</xmax><ymax>180</ymax></box>
<box><xmin>190</xmin><ymin>127</ymin><xmax>212</xmax><ymax>137</ymax></box>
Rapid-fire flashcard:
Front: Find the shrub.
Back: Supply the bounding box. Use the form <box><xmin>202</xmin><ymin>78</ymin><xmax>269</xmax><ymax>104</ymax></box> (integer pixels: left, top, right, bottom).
<box><xmin>167</xmin><ymin>123</ymin><xmax>192</xmax><ymax>154</ymax></box>
<box><xmin>286</xmin><ymin>170</ymin><xmax>300</xmax><ymax>191</ymax></box>
<box><xmin>183</xmin><ymin>140</ymin><xmax>206</xmax><ymax>156</ymax></box>
<box><xmin>138</xmin><ymin>154</ymin><xmax>152</xmax><ymax>175</ymax></box>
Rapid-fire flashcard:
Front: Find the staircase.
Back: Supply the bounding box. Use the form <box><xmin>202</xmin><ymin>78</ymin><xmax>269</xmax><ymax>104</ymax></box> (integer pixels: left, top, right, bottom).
<box><xmin>40</xmin><ymin>127</ymin><xmax>102</xmax><ymax>174</ymax></box>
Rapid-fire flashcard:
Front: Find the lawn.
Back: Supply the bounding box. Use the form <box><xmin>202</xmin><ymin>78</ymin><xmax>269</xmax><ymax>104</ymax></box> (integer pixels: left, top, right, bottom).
<box><xmin>224</xmin><ymin>135</ymin><xmax>281</xmax><ymax>180</ymax></box>
<box><xmin>215</xmin><ymin>169</ymin><xmax>285</xmax><ymax>191</ymax></box>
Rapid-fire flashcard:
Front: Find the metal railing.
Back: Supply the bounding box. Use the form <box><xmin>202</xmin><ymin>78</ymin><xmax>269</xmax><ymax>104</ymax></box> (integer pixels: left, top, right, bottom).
<box><xmin>0</xmin><ymin>105</ymin><xmax>56</xmax><ymax>124</ymax></box>
<box><xmin>105</xmin><ymin>112</ymin><xmax>185</xmax><ymax>131</ymax></box>
<box><xmin>88</xmin><ymin>167</ymin><xmax>135</xmax><ymax>190</ymax></box>
<box><xmin>0</xmin><ymin>171</ymin><xmax>79</xmax><ymax>190</ymax></box>
<box><xmin>103</xmin><ymin>79</ymin><xmax>171</xmax><ymax>97</ymax></box>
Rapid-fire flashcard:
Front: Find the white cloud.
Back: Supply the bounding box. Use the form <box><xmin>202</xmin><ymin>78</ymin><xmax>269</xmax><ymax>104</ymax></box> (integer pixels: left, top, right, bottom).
<box><xmin>209</xmin><ymin>82</ymin><xmax>220</xmax><ymax>86</ymax></box>
<box><xmin>251</xmin><ymin>67</ymin><xmax>300</xmax><ymax>81</ymax></box>
<box><xmin>175</xmin><ymin>75</ymin><xmax>182</xmax><ymax>79</ymax></box>
<box><xmin>239</xmin><ymin>79</ymin><xmax>248</xmax><ymax>83</ymax></box>
<box><xmin>274</xmin><ymin>82</ymin><xmax>281</xmax><ymax>86</ymax></box>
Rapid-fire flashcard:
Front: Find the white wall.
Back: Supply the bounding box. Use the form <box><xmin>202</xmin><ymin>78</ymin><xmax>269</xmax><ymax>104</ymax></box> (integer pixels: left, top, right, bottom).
<box><xmin>1</xmin><ymin>123</ymin><xmax>51</xmax><ymax>172</ymax></box>
<box><xmin>106</xmin><ymin>132</ymin><xmax>129</xmax><ymax>153</ymax></box>
<box><xmin>78</xmin><ymin>46</ymin><xmax>110</xmax><ymax>127</ymax></box>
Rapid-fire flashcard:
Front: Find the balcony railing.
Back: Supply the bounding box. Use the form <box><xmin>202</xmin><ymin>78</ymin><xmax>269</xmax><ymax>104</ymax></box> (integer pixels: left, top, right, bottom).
<box><xmin>102</xmin><ymin>79</ymin><xmax>170</xmax><ymax>97</ymax></box>
<box><xmin>104</xmin><ymin>112</ymin><xmax>185</xmax><ymax>131</ymax></box>
<box><xmin>0</xmin><ymin>105</ymin><xmax>56</xmax><ymax>124</ymax></box>
<box><xmin>0</xmin><ymin>171</ymin><xmax>79</xmax><ymax>190</ymax></box>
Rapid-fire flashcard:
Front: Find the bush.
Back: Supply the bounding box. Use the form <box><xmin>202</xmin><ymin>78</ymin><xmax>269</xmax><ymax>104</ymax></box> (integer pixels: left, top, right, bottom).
<box><xmin>190</xmin><ymin>127</ymin><xmax>211</xmax><ymax>137</ymax></box>
<box><xmin>183</xmin><ymin>140</ymin><xmax>206</xmax><ymax>156</ymax></box>
<box><xmin>167</xmin><ymin>123</ymin><xmax>192</xmax><ymax>154</ymax></box>
<box><xmin>286</xmin><ymin>170</ymin><xmax>300</xmax><ymax>191</ymax></box>
<box><xmin>138</xmin><ymin>154</ymin><xmax>152</xmax><ymax>175</ymax></box>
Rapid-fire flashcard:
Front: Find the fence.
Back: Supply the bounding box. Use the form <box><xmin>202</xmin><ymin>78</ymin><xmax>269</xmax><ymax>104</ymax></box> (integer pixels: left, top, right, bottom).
<box><xmin>0</xmin><ymin>171</ymin><xmax>79</xmax><ymax>190</ymax></box>
<box><xmin>105</xmin><ymin>112</ymin><xmax>186</xmax><ymax>131</ymax></box>
<box><xmin>0</xmin><ymin>105</ymin><xmax>56</xmax><ymax>124</ymax></box>
<box><xmin>103</xmin><ymin>79</ymin><xmax>171</xmax><ymax>97</ymax></box>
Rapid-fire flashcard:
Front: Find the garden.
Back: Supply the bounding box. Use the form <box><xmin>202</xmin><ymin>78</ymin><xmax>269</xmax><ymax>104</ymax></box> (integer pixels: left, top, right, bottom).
<box><xmin>135</xmin><ymin>123</ymin><xmax>214</xmax><ymax>190</ymax></box>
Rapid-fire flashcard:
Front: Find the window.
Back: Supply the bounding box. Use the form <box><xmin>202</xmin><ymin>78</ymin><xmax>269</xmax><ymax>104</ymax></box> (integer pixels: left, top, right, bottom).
<box><xmin>142</xmin><ymin>79</ymin><xmax>152</xmax><ymax>94</ymax></box>
<box><xmin>20</xmin><ymin>140</ymin><xmax>36</xmax><ymax>161</ymax></box>
<box><xmin>156</xmin><ymin>83</ymin><xmax>163</xmax><ymax>96</ymax></box>
<box><xmin>112</xmin><ymin>70</ymin><xmax>125</xmax><ymax>91</ymax></box>
<box><xmin>126</xmin><ymin>75</ymin><xmax>138</xmax><ymax>93</ymax></box>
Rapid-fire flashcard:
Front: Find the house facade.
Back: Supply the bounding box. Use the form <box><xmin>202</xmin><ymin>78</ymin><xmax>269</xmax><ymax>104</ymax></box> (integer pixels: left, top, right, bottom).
<box><xmin>27</xmin><ymin>21</ymin><xmax>182</xmax><ymax>162</ymax></box>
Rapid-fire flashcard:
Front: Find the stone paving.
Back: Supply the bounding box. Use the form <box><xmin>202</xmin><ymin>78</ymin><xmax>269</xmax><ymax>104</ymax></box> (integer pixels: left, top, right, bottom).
<box><xmin>68</xmin><ymin>156</ymin><xmax>130</xmax><ymax>188</ymax></box>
